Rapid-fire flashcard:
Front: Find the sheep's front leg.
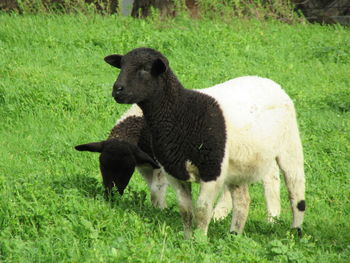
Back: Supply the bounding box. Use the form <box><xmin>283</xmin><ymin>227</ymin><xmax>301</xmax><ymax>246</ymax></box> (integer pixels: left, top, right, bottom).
<box><xmin>229</xmin><ymin>184</ymin><xmax>251</xmax><ymax>234</ymax></box>
<box><xmin>212</xmin><ymin>186</ymin><xmax>232</xmax><ymax>220</ymax></box>
<box><xmin>196</xmin><ymin>180</ymin><xmax>223</xmax><ymax>235</ymax></box>
<box><xmin>150</xmin><ymin>169</ymin><xmax>168</xmax><ymax>209</ymax></box>
<box><xmin>166</xmin><ymin>175</ymin><xmax>193</xmax><ymax>239</ymax></box>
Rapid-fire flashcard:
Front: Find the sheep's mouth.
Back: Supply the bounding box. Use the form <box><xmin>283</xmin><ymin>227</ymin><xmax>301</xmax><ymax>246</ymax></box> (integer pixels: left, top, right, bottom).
<box><xmin>114</xmin><ymin>94</ymin><xmax>131</xmax><ymax>104</ymax></box>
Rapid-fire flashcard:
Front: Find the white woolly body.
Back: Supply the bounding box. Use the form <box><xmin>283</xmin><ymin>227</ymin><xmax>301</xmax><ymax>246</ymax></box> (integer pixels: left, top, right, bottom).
<box><xmin>197</xmin><ymin>76</ymin><xmax>301</xmax><ymax>186</ymax></box>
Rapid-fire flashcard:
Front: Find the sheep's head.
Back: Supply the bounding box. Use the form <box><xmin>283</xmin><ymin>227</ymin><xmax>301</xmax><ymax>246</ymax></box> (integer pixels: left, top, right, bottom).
<box><xmin>75</xmin><ymin>139</ymin><xmax>159</xmax><ymax>195</ymax></box>
<box><xmin>104</xmin><ymin>47</ymin><xmax>168</xmax><ymax>104</ymax></box>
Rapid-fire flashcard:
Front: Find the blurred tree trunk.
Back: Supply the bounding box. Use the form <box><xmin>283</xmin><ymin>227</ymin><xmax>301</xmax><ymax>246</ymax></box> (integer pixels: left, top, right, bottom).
<box><xmin>131</xmin><ymin>0</ymin><xmax>199</xmax><ymax>18</ymax></box>
<box><xmin>131</xmin><ymin>0</ymin><xmax>172</xmax><ymax>18</ymax></box>
<box><xmin>131</xmin><ymin>0</ymin><xmax>147</xmax><ymax>17</ymax></box>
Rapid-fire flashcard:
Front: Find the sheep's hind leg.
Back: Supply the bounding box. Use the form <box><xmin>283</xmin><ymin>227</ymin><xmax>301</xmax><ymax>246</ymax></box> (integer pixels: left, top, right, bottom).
<box><xmin>229</xmin><ymin>184</ymin><xmax>251</xmax><ymax>234</ymax></box>
<box><xmin>167</xmin><ymin>175</ymin><xmax>193</xmax><ymax>239</ymax></box>
<box><xmin>263</xmin><ymin>161</ymin><xmax>281</xmax><ymax>223</ymax></box>
<box><xmin>277</xmin><ymin>153</ymin><xmax>305</xmax><ymax>237</ymax></box>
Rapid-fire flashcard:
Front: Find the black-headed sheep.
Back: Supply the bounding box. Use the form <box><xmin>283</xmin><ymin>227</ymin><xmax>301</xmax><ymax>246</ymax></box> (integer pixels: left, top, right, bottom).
<box><xmin>104</xmin><ymin>47</ymin><xmax>306</xmax><ymax>238</ymax></box>
<box><xmin>75</xmin><ymin>105</ymin><xmax>168</xmax><ymax>208</ymax></box>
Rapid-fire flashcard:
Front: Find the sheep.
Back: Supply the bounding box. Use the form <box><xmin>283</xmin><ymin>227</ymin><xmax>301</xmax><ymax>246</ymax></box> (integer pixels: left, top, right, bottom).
<box><xmin>75</xmin><ymin>112</ymin><xmax>283</xmax><ymax>223</ymax></box>
<box><xmin>74</xmin><ymin>104</ymin><xmax>243</xmax><ymax>214</ymax></box>
<box><xmin>75</xmin><ymin>104</ymin><xmax>168</xmax><ymax>209</ymax></box>
<box><xmin>103</xmin><ymin>47</ymin><xmax>306</xmax><ymax>238</ymax></box>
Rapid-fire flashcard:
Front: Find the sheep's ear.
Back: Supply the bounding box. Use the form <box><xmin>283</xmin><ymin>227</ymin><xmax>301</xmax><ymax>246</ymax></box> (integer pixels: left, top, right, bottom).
<box><xmin>75</xmin><ymin>141</ymin><xmax>104</xmax><ymax>153</ymax></box>
<box><xmin>104</xmin><ymin>54</ymin><xmax>122</xmax><ymax>68</ymax></box>
<box><xmin>132</xmin><ymin>146</ymin><xmax>160</xmax><ymax>169</ymax></box>
<box><xmin>151</xmin><ymin>58</ymin><xmax>167</xmax><ymax>76</ymax></box>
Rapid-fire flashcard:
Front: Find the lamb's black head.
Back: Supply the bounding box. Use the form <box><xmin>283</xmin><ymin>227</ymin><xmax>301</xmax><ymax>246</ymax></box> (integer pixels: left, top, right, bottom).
<box><xmin>104</xmin><ymin>48</ymin><xmax>169</xmax><ymax>104</ymax></box>
<box><xmin>75</xmin><ymin>139</ymin><xmax>159</xmax><ymax>195</ymax></box>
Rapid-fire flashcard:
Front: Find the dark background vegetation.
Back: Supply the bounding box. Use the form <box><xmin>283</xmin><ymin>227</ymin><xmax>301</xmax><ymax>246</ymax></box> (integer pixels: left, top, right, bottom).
<box><xmin>1</xmin><ymin>0</ymin><xmax>349</xmax><ymax>24</ymax></box>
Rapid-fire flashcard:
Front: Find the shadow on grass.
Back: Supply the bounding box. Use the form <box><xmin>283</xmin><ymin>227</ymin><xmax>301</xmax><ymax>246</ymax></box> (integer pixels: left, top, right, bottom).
<box><xmin>51</xmin><ymin>173</ymin><xmax>103</xmax><ymax>199</ymax></box>
<box><xmin>51</xmin><ymin>173</ymin><xmax>183</xmax><ymax>232</ymax></box>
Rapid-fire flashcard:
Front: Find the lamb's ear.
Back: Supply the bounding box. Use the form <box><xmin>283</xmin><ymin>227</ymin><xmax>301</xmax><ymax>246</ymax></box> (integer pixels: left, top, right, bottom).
<box><xmin>104</xmin><ymin>54</ymin><xmax>122</xmax><ymax>68</ymax></box>
<box><xmin>131</xmin><ymin>146</ymin><xmax>160</xmax><ymax>169</ymax></box>
<box><xmin>151</xmin><ymin>58</ymin><xmax>167</xmax><ymax>76</ymax></box>
<box><xmin>75</xmin><ymin>141</ymin><xmax>104</xmax><ymax>153</ymax></box>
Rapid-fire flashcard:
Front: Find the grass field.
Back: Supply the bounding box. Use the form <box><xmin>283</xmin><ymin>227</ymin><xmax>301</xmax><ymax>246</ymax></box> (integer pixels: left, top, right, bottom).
<box><xmin>0</xmin><ymin>13</ymin><xmax>349</xmax><ymax>262</ymax></box>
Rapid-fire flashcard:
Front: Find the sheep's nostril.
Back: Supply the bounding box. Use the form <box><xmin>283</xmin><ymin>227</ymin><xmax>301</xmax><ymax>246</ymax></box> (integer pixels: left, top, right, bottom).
<box><xmin>113</xmin><ymin>83</ymin><xmax>124</xmax><ymax>94</ymax></box>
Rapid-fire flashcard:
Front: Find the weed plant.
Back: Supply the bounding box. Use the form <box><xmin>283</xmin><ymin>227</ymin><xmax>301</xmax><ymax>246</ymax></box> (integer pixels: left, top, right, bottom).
<box><xmin>0</xmin><ymin>13</ymin><xmax>349</xmax><ymax>262</ymax></box>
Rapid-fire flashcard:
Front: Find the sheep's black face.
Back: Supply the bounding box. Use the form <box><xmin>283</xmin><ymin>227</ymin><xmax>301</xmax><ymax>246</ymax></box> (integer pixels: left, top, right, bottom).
<box><xmin>75</xmin><ymin>139</ymin><xmax>159</xmax><ymax>196</ymax></box>
<box><xmin>104</xmin><ymin>48</ymin><xmax>168</xmax><ymax>104</ymax></box>
<box><xmin>99</xmin><ymin>148</ymin><xmax>136</xmax><ymax>195</ymax></box>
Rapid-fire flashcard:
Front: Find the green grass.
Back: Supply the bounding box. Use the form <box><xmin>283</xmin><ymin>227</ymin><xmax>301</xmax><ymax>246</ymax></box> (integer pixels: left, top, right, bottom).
<box><xmin>0</xmin><ymin>13</ymin><xmax>349</xmax><ymax>262</ymax></box>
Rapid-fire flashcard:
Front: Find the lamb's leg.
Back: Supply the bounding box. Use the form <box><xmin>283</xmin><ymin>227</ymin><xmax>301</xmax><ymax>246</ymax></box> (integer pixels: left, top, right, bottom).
<box><xmin>263</xmin><ymin>161</ymin><xmax>281</xmax><ymax>223</ymax></box>
<box><xmin>150</xmin><ymin>169</ymin><xmax>168</xmax><ymax>209</ymax></box>
<box><xmin>212</xmin><ymin>186</ymin><xmax>232</xmax><ymax>221</ymax></box>
<box><xmin>166</xmin><ymin>175</ymin><xmax>193</xmax><ymax>239</ymax></box>
<box><xmin>277</xmin><ymin>153</ymin><xmax>305</xmax><ymax>236</ymax></box>
<box><xmin>138</xmin><ymin>167</ymin><xmax>167</xmax><ymax>209</ymax></box>
<box><xmin>195</xmin><ymin>180</ymin><xmax>223</xmax><ymax>235</ymax></box>
<box><xmin>229</xmin><ymin>184</ymin><xmax>251</xmax><ymax>234</ymax></box>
